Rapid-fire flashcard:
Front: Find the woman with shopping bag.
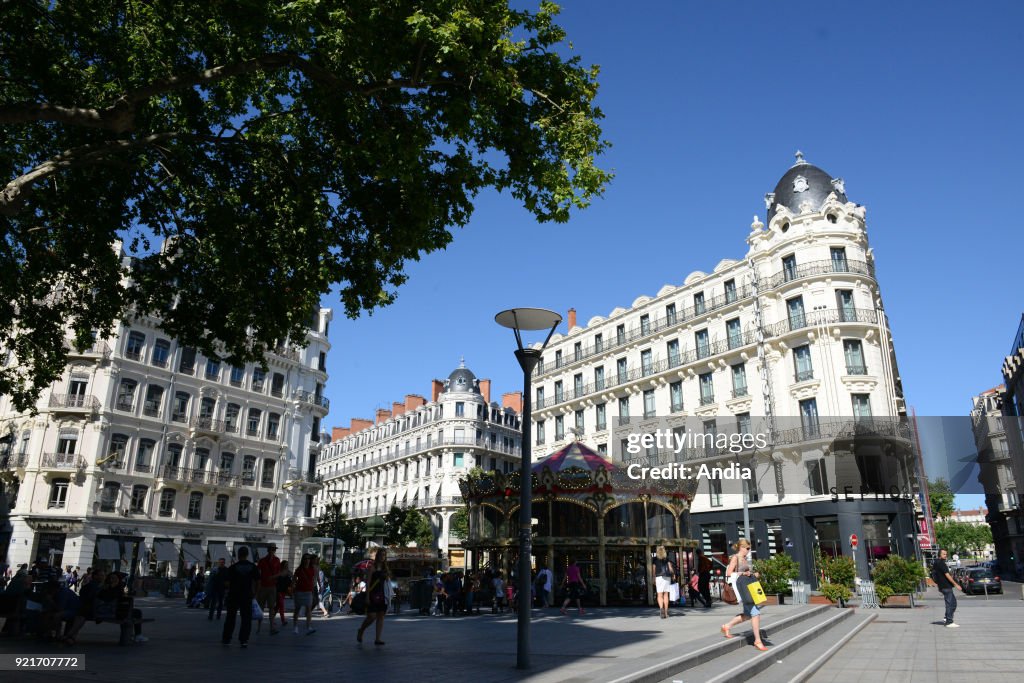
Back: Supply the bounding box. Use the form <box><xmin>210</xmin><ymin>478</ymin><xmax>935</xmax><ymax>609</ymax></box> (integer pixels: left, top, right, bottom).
<box><xmin>719</xmin><ymin>539</ymin><xmax>769</xmax><ymax>651</ymax></box>
<box><xmin>652</xmin><ymin>546</ymin><xmax>675</xmax><ymax>619</ymax></box>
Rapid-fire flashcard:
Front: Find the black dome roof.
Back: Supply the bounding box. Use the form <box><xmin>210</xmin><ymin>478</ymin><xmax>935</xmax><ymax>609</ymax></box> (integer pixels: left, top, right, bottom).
<box><xmin>766</xmin><ymin>153</ymin><xmax>847</xmax><ymax>222</ymax></box>
<box><xmin>445</xmin><ymin>360</ymin><xmax>479</xmax><ymax>394</ymax></box>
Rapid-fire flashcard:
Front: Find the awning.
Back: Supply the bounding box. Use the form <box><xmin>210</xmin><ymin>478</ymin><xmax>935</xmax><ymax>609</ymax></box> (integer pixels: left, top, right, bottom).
<box><xmin>153</xmin><ymin>539</ymin><xmax>178</xmax><ymax>562</ymax></box>
<box><xmin>96</xmin><ymin>538</ymin><xmax>121</xmax><ymax>560</ymax></box>
<box><xmin>208</xmin><ymin>542</ymin><xmax>231</xmax><ymax>563</ymax></box>
<box><xmin>181</xmin><ymin>541</ymin><xmax>205</xmax><ymax>564</ymax></box>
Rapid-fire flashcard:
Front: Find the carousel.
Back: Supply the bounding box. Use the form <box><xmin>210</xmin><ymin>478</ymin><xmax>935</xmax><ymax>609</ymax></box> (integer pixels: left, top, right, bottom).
<box><xmin>459</xmin><ymin>441</ymin><xmax>700</xmax><ymax>606</ymax></box>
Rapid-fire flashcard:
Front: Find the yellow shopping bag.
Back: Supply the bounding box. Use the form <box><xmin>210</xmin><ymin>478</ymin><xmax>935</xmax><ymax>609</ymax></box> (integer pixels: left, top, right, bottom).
<box><xmin>747</xmin><ymin>580</ymin><xmax>767</xmax><ymax>605</ymax></box>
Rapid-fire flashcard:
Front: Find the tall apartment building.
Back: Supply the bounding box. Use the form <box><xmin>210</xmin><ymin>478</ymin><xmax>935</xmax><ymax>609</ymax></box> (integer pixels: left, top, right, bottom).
<box><xmin>316</xmin><ymin>361</ymin><xmax>522</xmax><ymax>562</ymax></box>
<box><xmin>971</xmin><ymin>385</ymin><xmax>1021</xmax><ymax>573</ymax></box>
<box><xmin>994</xmin><ymin>313</ymin><xmax>1024</xmax><ymax>572</ymax></box>
<box><xmin>529</xmin><ymin>153</ymin><xmax>918</xmax><ymax>581</ymax></box>
<box><xmin>0</xmin><ymin>302</ymin><xmax>332</xmax><ymax>575</ymax></box>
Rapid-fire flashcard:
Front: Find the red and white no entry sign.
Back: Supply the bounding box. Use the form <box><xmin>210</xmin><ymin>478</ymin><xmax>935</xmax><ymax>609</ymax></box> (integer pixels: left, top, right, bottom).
<box><xmin>849</xmin><ymin>533</ymin><xmax>859</xmax><ymax>550</ymax></box>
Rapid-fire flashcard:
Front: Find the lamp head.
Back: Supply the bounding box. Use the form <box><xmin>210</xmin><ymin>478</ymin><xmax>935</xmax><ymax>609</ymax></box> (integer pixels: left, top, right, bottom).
<box><xmin>495</xmin><ymin>308</ymin><xmax>562</xmax><ymax>352</ymax></box>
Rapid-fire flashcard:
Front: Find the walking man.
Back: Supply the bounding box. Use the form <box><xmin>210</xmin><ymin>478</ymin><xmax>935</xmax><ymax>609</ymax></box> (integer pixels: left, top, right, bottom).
<box><xmin>207</xmin><ymin>558</ymin><xmax>228</xmax><ymax>620</ymax></box>
<box><xmin>535</xmin><ymin>564</ymin><xmax>553</xmax><ymax>608</ymax></box>
<box><xmin>256</xmin><ymin>544</ymin><xmax>281</xmax><ymax>635</ymax></box>
<box><xmin>222</xmin><ymin>546</ymin><xmax>260</xmax><ymax>647</ymax></box>
<box><xmin>932</xmin><ymin>548</ymin><xmax>962</xmax><ymax>628</ymax></box>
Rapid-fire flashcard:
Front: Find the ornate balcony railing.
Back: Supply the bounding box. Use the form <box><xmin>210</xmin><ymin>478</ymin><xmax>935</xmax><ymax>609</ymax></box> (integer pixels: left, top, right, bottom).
<box><xmin>766</xmin><ymin>259</ymin><xmax>874</xmax><ymax>290</ymax></box>
<box><xmin>192</xmin><ymin>417</ymin><xmax>225</xmax><ymax>433</ymax></box>
<box><xmin>296</xmin><ymin>390</ymin><xmax>330</xmax><ymax>410</ymax></box>
<box><xmin>329</xmin><ymin>435</ymin><xmax>522</xmax><ymax>477</ymax></box>
<box><xmin>41</xmin><ymin>452</ymin><xmax>82</xmax><ymax>469</ymax></box>
<box><xmin>49</xmin><ymin>394</ymin><xmax>100</xmax><ymax>411</ymax></box>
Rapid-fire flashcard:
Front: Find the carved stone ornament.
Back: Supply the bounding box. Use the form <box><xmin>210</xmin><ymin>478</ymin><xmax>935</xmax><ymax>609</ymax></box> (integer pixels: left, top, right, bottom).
<box><xmin>831</xmin><ymin>178</ymin><xmax>845</xmax><ymax>194</ymax></box>
<box><xmin>793</xmin><ymin>175</ymin><xmax>809</xmax><ymax>193</ymax></box>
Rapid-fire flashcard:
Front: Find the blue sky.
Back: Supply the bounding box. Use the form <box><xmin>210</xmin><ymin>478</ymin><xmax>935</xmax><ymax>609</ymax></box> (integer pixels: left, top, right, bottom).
<box><xmin>320</xmin><ymin>2</ymin><xmax>1023</xmax><ymax>506</ymax></box>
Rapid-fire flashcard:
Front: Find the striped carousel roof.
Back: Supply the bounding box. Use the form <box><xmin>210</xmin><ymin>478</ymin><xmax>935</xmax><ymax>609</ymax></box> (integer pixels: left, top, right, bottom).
<box><xmin>531</xmin><ymin>440</ymin><xmax>614</xmax><ymax>473</ymax></box>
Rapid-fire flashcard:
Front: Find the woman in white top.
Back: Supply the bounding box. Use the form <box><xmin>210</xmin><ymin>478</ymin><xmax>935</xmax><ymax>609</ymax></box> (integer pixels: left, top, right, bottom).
<box><xmin>719</xmin><ymin>539</ymin><xmax>767</xmax><ymax>650</ymax></box>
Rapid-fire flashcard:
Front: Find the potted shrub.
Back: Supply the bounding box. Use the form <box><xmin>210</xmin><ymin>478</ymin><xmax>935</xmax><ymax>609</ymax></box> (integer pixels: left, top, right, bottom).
<box><xmin>752</xmin><ymin>553</ymin><xmax>800</xmax><ymax>605</ymax></box>
<box><xmin>870</xmin><ymin>555</ymin><xmax>925</xmax><ymax>608</ymax></box>
<box><xmin>820</xmin><ymin>581</ymin><xmax>852</xmax><ymax>607</ymax></box>
<box><xmin>814</xmin><ymin>550</ymin><xmax>857</xmax><ymax>607</ymax></box>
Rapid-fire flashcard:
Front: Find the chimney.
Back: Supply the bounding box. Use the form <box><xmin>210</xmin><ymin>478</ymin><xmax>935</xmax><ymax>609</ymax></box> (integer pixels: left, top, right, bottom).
<box><xmin>431</xmin><ymin>379</ymin><xmax>445</xmax><ymax>402</ymax></box>
<box><xmin>479</xmin><ymin>379</ymin><xmax>491</xmax><ymax>403</ymax></box>
<box><xmin>502</xmin><ymin>391</ymin><xmax>523</xmax><ymax>414</ymax></box>
<box><xmin>350</xmin><ymin>418</ymin><xmax>372</xmax><ymax>433</ymax></box>
<box><xmin>568</xmin><ymin>308</ymin><xmax>577</xmax><ymax>330</ymax></box>
<box><xmin>331</xmin><ymin>427</ymin><xmax>350</xmax><ymax>442</ymax></box>
<box><xmin>392</xmin><ymin>401</ymin><xmax>406</xmax><ymax>417</ymax></box>
<box><xmin>405</xmin><ymin>394</ymin><xmax>427</xmax><ymax>411</ymax></box>
<box><xmin>375</xmin><ymin>408</ymin><xmax>392</xmax><ymax>424</ymax></box>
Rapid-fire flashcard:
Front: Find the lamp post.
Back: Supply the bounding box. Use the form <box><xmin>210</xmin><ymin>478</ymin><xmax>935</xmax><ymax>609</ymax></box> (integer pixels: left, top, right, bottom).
<box><xmin>495</xmin><ymin>307</ymin><xmax>562</xmax><ymax>670</ymax></box>
<box><xmin>328</xmin><ymin>488</ymin><xmax>349</xmax><ymax>576</ymax></box>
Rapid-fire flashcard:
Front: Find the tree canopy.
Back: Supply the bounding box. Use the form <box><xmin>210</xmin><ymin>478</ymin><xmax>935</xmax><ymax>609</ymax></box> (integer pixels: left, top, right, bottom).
<box><xmin>927</xmin><ymin>478</ymin><xmax>955</xmax><ymax>520</ymax></box>
<box><xmin>934</xmin><ymin>520</ymin><xmax>993</xmax><ymax>557</ymax></box>
<box><xmin>314</xmin><ymin>503</ymin><xmax>366</xmax><ymax>550</ymax></box>
<box><xmin>383</xmin><ymin>505</ymin><xmax>434</xmax><ymax>547</ymax></box>
<box><xmin>0</xmin><ymin>0</ymin><xmax>611</xmax><ymax>410</ymax></box>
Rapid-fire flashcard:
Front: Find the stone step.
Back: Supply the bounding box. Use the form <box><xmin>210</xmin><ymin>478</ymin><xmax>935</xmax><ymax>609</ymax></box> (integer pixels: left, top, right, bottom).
<box><xmin>753</xmin><ymin>609</ymin><xmax>877</xmax><ymax>682</ymax></box>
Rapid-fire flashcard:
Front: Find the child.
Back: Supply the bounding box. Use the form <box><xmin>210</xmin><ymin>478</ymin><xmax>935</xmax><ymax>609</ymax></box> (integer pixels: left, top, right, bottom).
<box><xmin>251</xmin><ymin>598</ymin><xmax>264</xmax><ymax>634</ymax></box>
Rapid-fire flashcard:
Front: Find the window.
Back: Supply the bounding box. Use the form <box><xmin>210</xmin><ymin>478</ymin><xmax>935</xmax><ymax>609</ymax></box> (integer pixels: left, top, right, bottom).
<box><xmin>744</xmin><ymin>474</ymin><xmax>760</xmax><ymax>504</ymax></box>
<box><xmin>242</xmin><ymin>455</ymin><xmax>257</xmax><ymax>483</ymax></box>
<box><xmin>536</xmin><ymin>420</ymin><xmax>546</xmax><ymax>445</ymax></box>
<box><xmin>787</xmin><ymin>296</ymin><xmax>806</xmax><ymax>330</ymax></box>
<box><xmin>536</xmin><ymin>386</ymin><xmax>545</xmax><ymax>407</ymax></box>
<box><xmin>252</xmin><ymin>368</ymin><xmax>266</xmax><ymax>392</ymax></box>
<box><xmin>596</xmin><ymin>403</ymin><xmax>607</xmax><ymax>430</ymax></box>
<box><xmin>555</xmin><ymin>415</ymin><xmax>564</xmax><ymax>440</ymax></box>
<box><xmin>135</xmin><ymin>439</ymin><xmax>155</xmax><ymax>472</ymax></box>
<box><xmin>57</xmin><ymin>432</ymin><xmax>77</xmax><ymax>455</ymax></box>
<box><xmin>836</xmin><ymin>289</ymin><xmax>855</xmax><ymax>322</ymax></box>
<box><xmin>159</xmin><ymin>489</ymin><xmax>176</xmax><ymax>517</ymax></box>
<box><xmin>554</xmin><ymin>380</ymin><xmax>564</xmax><ymax>403</ymax></box>
<box><xmin>727</xmin><ymin>318</ymin><xmax>742</xmax><ymax>349</ymax></box>
<box><xmin>455</xmin><ymin>402</ymin><xmax>465</xmax><ymax>417</ymax></box>
<box><xmin>616</xmin><ymin>324</ymin><xmax>626</xmax><ymax>345</ymax></box>
<box><xmin>595</xmin><ymin>333</ymin><xmax>604</xmax><ymax>352</ymax></box>
<box><xmin>736</xmin><ymin>412</ymin><xmax>752</xmax><ymax>436</ymax></box>
<box><xmin>258</xmin><ymin>499</ymin><xmax>271</xmax><ymax>525</ymax></box>
<box><xmin>224</xmin><ymin>403</ymin><xmax>240</xmax><ymax>432</ymax></box>
<box><xmin>115</xmin><ymin>378</ymin><xmax>137</xmax><ymax>411</ymax></box>
<box><xmin>670</xmin><ymin>381</ymin><xmax>683</xmax><ymax>412</ymax></box>
<box><xmin>807</xmin><ymin>459</ymin><xmax>828</xmax><ymax>496</ymax></box>
<box><xmin>454</xmin><ymin>453</ymin><xmax>464</xmax><ymax>467</ymax></box>
<box><xmin>724</xmin><ymin>279</ymin><xmax>737</xmax><ymax>304</ymax></box>
<box><xmin>709</xmin><ymin>478</ymin><xmax>723</xmax><ymax>507</ymax></box>
<box><xmin>267</xmin><ymin>413</ymin><xmax>281</xmax><ymax>439</ymax></box>
<box><xmin>852</xmin><ymin>393</ymin><xmax>872</xmax><ymax>419</ymax></box>
<box><xmin>574</xmin><ymin>373</ymin><xmax>584</xmax><ymax>397</ymax></box>
<box><xmin>666</xmin><ymin>303</ymin><xmax>677</xmax><ymax>326</ymax></box>
<box><xmin>178</xmin><ymin>347</ymin><xmax>196</xmax><ymax>375</ymax></box>
<box><xmin>616</xmin><ymin>357</ymin><xmax>627</xmax><ymax>384</ymax></box>
<box><xmin>782</xmin><ymin>254</ymin><xmax>797</xmax><ymax>282</ymax></box>
<box><xmin>318</xmin><ymin>351</ymin><xmax>327</xmax><ymax>371</ymax></box>
<box><xmin>695</xmin><ymin>329</ymin><xmax>710</xmax><ymax>359</ymax></box>
<box><xmin>800</xmin><ymin>398</ymin><xmax>820</xmax><ymax>439</ymax></box>
<box><xmin>843</xmin><ymin>339</ymin><xmax>867</xmax><ymax>375</ymax></box>
<box><xmin>171</xmin><ymin>391</ymin><xmax>190</xmax><ymax>422</ymax></box>
<box><xmin>830</xmin><ymin>247</ymin><xmax>848</xmax><ymax>272</ymax></box>
<box><xmin>261</xmin><ymin>459</ymin><xmax>275</xmax><ymax>488</ymax></box>
<box><xmin>101</xmin><ymin>482</ymin><xmax>121</xmax><ymax>512</ymax></box>
<box><xmin>130</xmin><ymin>485</ymin><xmax>148</xmax><ymax>513</ymax></box>
<box><xmin>641</xmin><ymin>349</ymin><xmax>653</xmax><ymax>375</ymax></box>
<box><xmin>693</xmin><ymin>292</ymin><xmax>705</xmax><ymax>315</ymax></box>
<box><xmin>640</xmin><ymin>314</ymin><xmax>651</xmax><ymax>335</ymax></box>
<box><xmin>594</xmin><ymin>366</ymin><xmax>605</xmax><ymax>390</ymax></box>
<box><xmin>125</xmin><ymin>331</ymin><xmax>145</xmax><ymax>360</ymax></box>
<box><xmin>667</xmin><ymin>339</ymin><xmax>680</xmax><ymax>366</ymax></box>
<box><xmin>555</xmin><ymin>349</ymin><xmax>563</xmax><ymax>367</ymax></box>
<box><xmin>247</xmin><ymin>408</ymin><xmax>262</xmax><ymax>436</ymax></box>
<box><xmin>271</xmin><ymin>373</ymin><xmax>285</xmax><ymax>397</ymax></box>
<box><xmin>107</xmin><ymin>434</ymin><xmax>128</xmax><ymax>466</ymax></box>
<box><xmin>230</xmin><ymin>366</ymin><xmax>245</xmax><ymax>386</ymax></box>
<box><xmin>574</xmin><ymin>342</ymin><xmax>582</xmax><ymax>362</ymax></box>
<box><xmin>219</xmin><ymin>452</ymin><xmax>235</xmax><ymax>471</ymax></box>
<box><xmin>143</xmin><ymin>384</ymin><xmax>163</xmax><ymax>417</ymax></box>
<box><xmin>699</xmin><ymin>372</ymin><xmax>715</xmax><ymax>405</ymax></box>
<box><xmin>575</xmin><ymin>409</ymin><xmax>585</xmax><ymax>431</ymax></box>
<box><xmin>204</xmin><ymin>358</ymin><xmax>220</xmax><ymax>380</ymax></box>
<box><xmin>794</xmin><ymin>345</ymin><xmax>813</xmax><ymax>382</ymax></box>
<box><xmin>199</xmin><ymin>396</ymin><xmax>216</xmax><ymax>424</ymax></box>
<box><xmin>215</xmin><ymin>494</ymin><xmax>229</xmax><ymax>521</ymax></box>
<box><xmin>597</xmin><ymin>443</ymin><xmax>608</xmax><ymax>455</ymax></box>
<box><xmin>195</xmin><ymin>447</ymin><xmax>210</xmax><ymax>470</ymax></box>
<box><xmin>49</xmin><ymin>478</ymin><xmax>69</xmax><ymax>509</ymax></box>
<box><xmin>165</xmin><ymin>443</ymin><xmax>182</xmax><ymax>469</ymax></box>
<box><xmin>732</xmin><ymin>363</ymin><xmax>748</xmax><ymax>397</ymax></box>
<box><xmin>643</xmin><ymin>389</ymin><xmax>656</xmax><ymax>418</ymax></box>
<box><xmin>618</xmin><ymin>396</ymin><xmax>630</xmax><ymax>423</ymax></box>
<box><xmin>152</xmin><ymin>339</ymin><xmax>171</xmax><ymax>367</ymax></box>
<box><xmin>187</xmin><ymin>492</ymin><xmax>203</xmax><ymax>519</ymax></box>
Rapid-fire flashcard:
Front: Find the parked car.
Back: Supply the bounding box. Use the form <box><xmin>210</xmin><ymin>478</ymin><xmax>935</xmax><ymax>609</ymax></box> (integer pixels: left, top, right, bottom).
<box><xmin>962</xmin><ymin>567</ymin><xmax>1002</xmax><ymax>595</ymax></box>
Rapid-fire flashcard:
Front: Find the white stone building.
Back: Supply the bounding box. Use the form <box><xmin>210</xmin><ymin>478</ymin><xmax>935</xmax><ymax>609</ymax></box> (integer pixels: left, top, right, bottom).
<box><xmin>0</xmin><ymin>304</ymin><xmax>332</xmax><ymax>575</ymax></box>
<box><xmin>316</xmin><ymin>362</ymin><xmax>522</xmax><ymax>563</ymax></box>
<box><xmin>971</xmin><ymin>385</ymin><xmax>1022</xmax><ymax>571</ymax></box>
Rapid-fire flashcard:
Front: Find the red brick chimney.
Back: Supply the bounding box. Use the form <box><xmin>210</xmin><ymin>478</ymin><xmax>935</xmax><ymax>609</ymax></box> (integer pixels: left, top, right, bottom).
<box><xmin>405</xmin><ymin>394</ymin><xmax>427</xmax><ymax>411</ymax></box>
<box><xmin>375</xmin><ymin>408</ymin><xmax>392</xmax><ymax>424</ymax></box>
<box><xmin>431</xmin><ymin>380</ymin><xmax>444</xmax><ymax>402</ymax></box>
<box><xmin>502</xmin><ymin>391</ymin><xmax>523</xmax><ymax>414</ymax></box>
<box><xmin>392</xmin><ymin>401</ymin><xmax>405</xmax><ymax>417</ymax></box>
<box><xmin>331</xmin><ymin>427</ymin><xmax>350</xmax><ymax>442</ymax></box>
<box><xmin>568</xmin><ymin>308</ymin><xmax>577</xmax><ymax>330</ymax></box>
<box><xmin>350</xmin><ymin>418</ymin><xmax>372</xmax><ymax>434</ymax></box>
<box><xmin>479</xmin><ymin>379</ymin><xmax>491</xmax><ymax>403</ymax></box>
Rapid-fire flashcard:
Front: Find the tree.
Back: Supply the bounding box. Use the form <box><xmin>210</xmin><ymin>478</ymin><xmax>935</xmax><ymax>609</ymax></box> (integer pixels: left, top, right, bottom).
<box><xmin>934</xmin><ymin>520</ymin><xmax>975</xmax><ymax>557</ymax></box>
<box><xmin>0</xmin><ymin>1</ymin><xmax>611</xmax><ymax>410</ymax></box>
<box><xmin>928</xmin><ymin>479</ymin><xmax>955</xmax><ymax>521</ymax></box>
<box><xmin>450</xmin><ymin>507</ymin><xmax>469</xmax><ymax>540</ymax></box>
<box><xmin>314</xmin><ymin>503</ymin><xmax>365</xmax><ymax>551</ymax></box>
<box><xmin>383</xmin><ymin>505</ymin><xmax>434</xmax><ymax>547</ymax></box>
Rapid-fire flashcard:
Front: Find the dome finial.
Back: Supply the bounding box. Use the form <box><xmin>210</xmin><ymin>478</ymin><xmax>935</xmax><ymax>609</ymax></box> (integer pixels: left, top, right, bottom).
<box><xmin>459</xmin><ymin>355</ymin><xmax>466</xmax><ymax>368</ymax></box>
<box><xmin>794</xmin><ymin>150</ymin><xmax>806</xmax><ymax>166</ymax></box>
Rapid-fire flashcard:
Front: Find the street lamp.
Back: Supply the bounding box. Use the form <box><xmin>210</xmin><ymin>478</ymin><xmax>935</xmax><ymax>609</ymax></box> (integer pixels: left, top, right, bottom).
<box><xmin>328</xmin><ymin>488</ymin><xmax>349</xmax><ymax>572</ymax></box>
<box><xmin>495</xmin><ymin>307</ymin><xmax>562</xmax><ymax>671</ymax></box>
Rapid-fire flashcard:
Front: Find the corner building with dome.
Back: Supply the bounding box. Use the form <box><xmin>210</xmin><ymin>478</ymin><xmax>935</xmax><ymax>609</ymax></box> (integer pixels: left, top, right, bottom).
<box><xmin>524</xmin><ymin>153</ymin><xmax>921</xmax><ymax>592</ymax></box>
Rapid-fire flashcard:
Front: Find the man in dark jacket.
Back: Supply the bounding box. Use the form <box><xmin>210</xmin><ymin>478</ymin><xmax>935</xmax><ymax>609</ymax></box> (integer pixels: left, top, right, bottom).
<box><xmin>207</xmin><ymin>558</ymin><xmax>228</xmax><ymax>620</ymax></box>
<box><xmin>222</xmin><ymin>547</ymin><xmax>260</xmax><ymax>647</ymax></box>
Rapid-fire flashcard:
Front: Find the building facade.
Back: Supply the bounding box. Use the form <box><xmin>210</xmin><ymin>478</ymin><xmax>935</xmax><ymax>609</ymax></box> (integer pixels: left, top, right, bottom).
<box><xmin>995</xmin><ymin>313</ymin><xmax>1024</xmax><ymax>572</ymax></box>
<box><xmin>0</xmin><ymin>306</ymin><xmax>332</xmax><ymax>575</ymax></box>
<box><xmin>528</xmin><ymin>153</ymin><xmax>918</xmax><ymax>583</ymax></box>
<box><xmin>316</xmin><ymin>362</ymin><xmax>522</xmax><ymax>564</ymax></box>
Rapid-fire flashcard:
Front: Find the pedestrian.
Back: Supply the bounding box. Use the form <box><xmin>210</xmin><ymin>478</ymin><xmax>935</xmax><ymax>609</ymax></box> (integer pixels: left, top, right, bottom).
<box><xmin>99</xmin><ymin>572</ymin><xmax>148</xmax><ymax>643</ymax></box>
<box><xmin>698</xmin><ymin>555</ymin><xmax>712</xmax><ymax>608</ymax></box>
<box><xmin>442</xmin><ymin>571</ymin><xmax>462</xmax><ymax>616</ymax></box>
<box><xmin>315</xmin><ymin>561</ymin><xmax>332</xmax><ymax>618</ymax></box>
<box><xmin>931</xmin><ymin>548</ymin><xmax>962</xmax><ymax>628</ymax></box>
<box><xmin>292</xmin><ymin>554</ymin><xmax>317</xmax><ymax>635</ymax></box>
<box><xmin>207</xmin><ymin>558</ymin><xmax>228</xmax><ymax>620</ymax></box>
<box><xmin>221</xmin><ymin>546</ymin><xmax>260</xmax><ymax>648</ymax></box>
<box><xmin>560</xmin><ymin>557</ymin><xmax>587</xmax><ymax>616</ymax></box>
<box><xmin>719</xmin><ymin>539</ymin><xmax>767</xmax><ymax>651</ymax></box>
<box><xmin>652</xmin><ymin>545</ymin><xmax>675</xmax><ymax>619</ymax></box>
<box><xmin>535</xmin><ymin>564</ymin><xmax>553</xmax><ymax>608</ymax></box>
<box><xmin>356</xmin><ymin>548</ymin><xmax>390</xmax><ymax>645</ymax></box>
<box><xmin>688</xmin><ymin>570</ymin><xmax>709</xmax><ymax>608</ymax></box>
<box><xmin>255</xmin><ymin>543</ymin><xmax>281</xmax><ymax>634</ymax></box>
<box><xmin>275</xmin><ymin>561</ymin><xmax>291</xmax><ymax>627</ymax></box>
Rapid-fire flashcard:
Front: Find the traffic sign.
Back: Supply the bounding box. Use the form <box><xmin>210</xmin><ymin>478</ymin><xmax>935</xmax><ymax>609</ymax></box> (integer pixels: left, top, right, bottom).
<box><xmin>849</xmin><ymin>533</ymin><xmax>858</xmax><ymax>550</ymax></box>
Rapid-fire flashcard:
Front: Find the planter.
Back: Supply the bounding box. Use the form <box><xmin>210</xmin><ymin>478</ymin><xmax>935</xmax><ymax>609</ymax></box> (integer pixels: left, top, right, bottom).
<box><xmin>881</xmin><ymin>593</ymin><xmax>914</xmax><ymax>608</ymax></box>
<box><xmin>808</xmin><ymin>594</ymin><xmax>832</xmax><ymax>605</ymax></box>
<box><xmin>763</xmin><ymin>594</ymin><xmax>788</xmax><ymax>606</ymax></box>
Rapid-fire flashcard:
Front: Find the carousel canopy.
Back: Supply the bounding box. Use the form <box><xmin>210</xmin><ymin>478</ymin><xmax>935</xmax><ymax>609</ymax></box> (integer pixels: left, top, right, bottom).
<box><xmin>532</xmin><ymin>441</ymin><xmax>613</xmax><ymax>473</ymax></box>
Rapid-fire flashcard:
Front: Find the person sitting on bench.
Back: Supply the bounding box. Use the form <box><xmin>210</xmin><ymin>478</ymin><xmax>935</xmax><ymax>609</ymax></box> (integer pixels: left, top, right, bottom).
<box><xmin>97</xmin><ymin>573</ymin><xmax>147</xmax><ymax>643</ymax></box>
<box><xmin>63</xmin><ymin>568</ymin><xmax>105</xmax><ymax>644</ymax></box>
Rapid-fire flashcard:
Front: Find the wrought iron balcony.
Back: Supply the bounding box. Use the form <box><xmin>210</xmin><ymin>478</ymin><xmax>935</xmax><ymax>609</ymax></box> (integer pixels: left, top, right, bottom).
<box><xmin>766</xmin><ymin>259</ymin><xmax>874</xmax><ymax>290</ymax></box>
<box><xmin>49</xmin><ymin>394</ymin><xmax>100</xmax><ymax>411</ymax></box>
<box><xmin>845</xmin><ymin>365</ymin><xmax>868</xmax><ymax>376</ymax></box>
<box><xmin>124</xmin><ymin>349</ymin><xmax>143</xmax><ymax>361</ymax></box>
<box><xmin>699</xmin><ymin>394</ymin><xmax>716</xmax><ymax>406</ymax></box>
<box><xmin>41</xmin><ymin>452</ymin><xmax>82</xmax><ymax>469</ymax></box>
<box><xmin>296</xmin><ymin>390</ymin><xmax>330</xmax><ymax>410</ymax></box>
<box><xmin>66</xmin><ymin>340</ymin><xmax>111</xmax><ymax>360</ymax></box>
<box><xmin>142</xmin><ymin>404</ymin><xmax>161</xmax><ymax>418</ymax></box>
<box><xmin>0</xmin><ymin>454</ymin><xmax>28</xmax><ymax>469</ymax></box>
<box><xmin>795</xmin><ymin>370</ymin><xmax>815</xmax><ymax>383</ymax></box>
<box><xmin>731</xmin><ymin>387</ymin><xmax>749</xmax><ymax>398</ymax></box>
<box><xmin>191</xmin><ymin>416</ymin><xmax>225</xmax><ymax>433</ymax></box>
